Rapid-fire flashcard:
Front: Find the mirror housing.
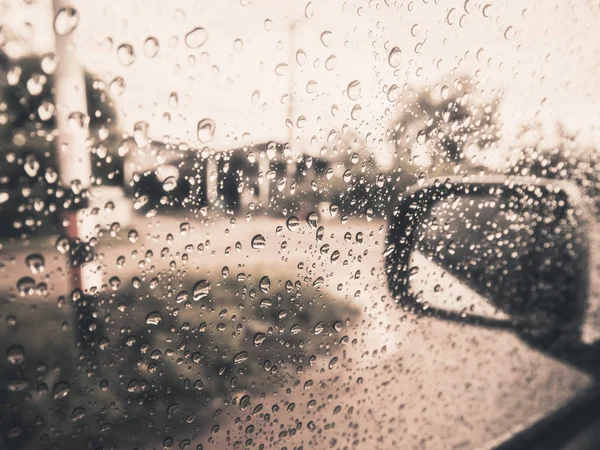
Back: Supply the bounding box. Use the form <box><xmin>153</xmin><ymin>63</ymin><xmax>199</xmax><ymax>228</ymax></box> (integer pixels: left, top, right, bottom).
<box><xmin>385</xmin><ymin>175</ymin><xmax>591</xmax><ymax>352</ymax></box>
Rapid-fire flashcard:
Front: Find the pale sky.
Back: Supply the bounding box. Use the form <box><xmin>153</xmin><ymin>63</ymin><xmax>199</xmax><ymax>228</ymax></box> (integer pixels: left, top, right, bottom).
<box><xmin>2</xmin><ymin>0</ymin><xmax>600</xmax><ymax>167</ymax></box>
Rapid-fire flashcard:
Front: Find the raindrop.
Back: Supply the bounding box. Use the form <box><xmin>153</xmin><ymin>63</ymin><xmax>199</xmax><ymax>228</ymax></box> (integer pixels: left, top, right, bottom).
<box><xmin>53</xmin><ymin>381</ymin><xmax>71</xmax><ymax>400</ymax></box>
<box><xmin>146</xmin><ymin>312</ymin><xmax>162</xmax><ymax>326</ymax></box>
<box><xmin>6</xmin><ymin>345</ymin><xmax>25</xmax><ymax>365</ymax></box>
<box><xmin>320</xmin><ymin>30</ymin><xmax>332</xmax><ymax>47</ymax></box>
<box><xmin>259</xmin><ymin>276</ymin><xmax>271</xmax><ymax>293</ymax></box>
<box><xmin>274</xmin><ymin>63</ymin><xmax>288</xmax><ymax>76</ymax></box>
<box><xmin>325</xmin><ymin>54</ymin><xmax>337</xmax><ymax>71</ymax></box>
<box><xmin>234</xmin><ymin>38</ymin><xmax>244</xmax><ymax>53</ymax></box>
<box><xmin>54</xmin><ymin>7</ymin><xmax>79</xmax><ymax>36</ymax></box>
<box><xmin>197</xmin><ymin>118</ymin><xmax>216</xmax><ymax>143</ymax></box>
<box><xmin>133</xmin><ymin>121</ymin><xmax>150</xmax><ymax>147</ymax></box>
<box><xmin>26</xmin><ymin>74</ymin><xmax>46</xmax><ymax>95</ymax></box>
<box><xmin>38</xmin><ymin>101</ymin><xmax>55</xmax><ymax>121</ymax></box>
<box><xmin>296</xmin><ymin>49</ymin><xmax>307</xmax><ymax>65</ymax></box>
<box><xmin>193</xmin><ymin>280</ymin><xmax>211</xmax><ymax>300</ymax></box>
<box><xmin>306</xmin><ymin>212</ymin><xmax>318</xmax><ymax>229</ymax></box>
<box><xmin>25</xmin><ymin>254</ymin><xmax>45</xmax><ymax>274</ymax></box>
<box><xmin>351</xmin><ymin>104</ymin><xmax>362</xmax><ymax>120</ymax></box>
<box><xmin>24</xmin><ymin>155</ymin><xmax>40</xmax><ymax>177</ymax></box>
<box><xmin>253</xmin><ymin>333</ymin><xmax>266</xmax><ymax>347</ymax></box>
<box><xmin>388</xmin><ymin>46</ymin><xmax>402</xmax><ymax>68</ymax></box>
<box><xmin>286</xmin><ymin>216</ymin><xmax>300</xmax><ymax>231</ymax></box>
<box><xmin>70</xmin><ymin>407</ymin><xmax>86</xmax><ymax>422</ymax></box>
<box><xmin>117</xmin><ymin>43</ymin><xmax>136</xmax><ymax>67</ymax></box>
<box><xmin>234</xmin><ymin>351</ymin><xmax>249</xmax><ymax>364</ymax></box>
<box><xmin>314</xmin><ymin>322</ymin><xmax>324</xmax><ymax>335</ymax></box>
<box><xmin>240</xmin><ymin>395</ymin><xmax>251</xmax><ymax>410</ymax></box>
<box><xmin>347</xmin><ymin>80</ymin><xmax>361</xmax><ymax>100</ymax></box>
<box><xmin>185</xmin><ymin>27</ymin><xmax>208</xmax><ymax>48</ymax></box>
<box><xmin>67</xmin><ymin>112</ymin><xmax>90</xmax><ymax>131</ymax></box>
<box><xmin>251</xmin><ymin>234</ymin><xmax>266</xmax><ymax>249</ymax></box>
<box><xmin>110</xmin><ymin>76</ymin><xmax>125</xmax><ymax>95</ymax></box>
<box><xmin>17</xmin><ymin>277</ymin><xmax>35</xmax><ymax>297</ymax></box>
<box><xmin>144</xmin><ymin>37</ymin><xmax>160</xmax><ymax>58</ymax></box>
<box><xmin>162</xmin><ymin>176</ymin><xmax>177</xmax><ymax>192</ymax></box>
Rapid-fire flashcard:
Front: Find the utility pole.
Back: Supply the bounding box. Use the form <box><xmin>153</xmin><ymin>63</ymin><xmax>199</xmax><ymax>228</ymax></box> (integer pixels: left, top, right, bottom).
<box><xmin>52</xmin><ymin>0</ymin><xmax>99</xmax><ymax>349</ymax></box>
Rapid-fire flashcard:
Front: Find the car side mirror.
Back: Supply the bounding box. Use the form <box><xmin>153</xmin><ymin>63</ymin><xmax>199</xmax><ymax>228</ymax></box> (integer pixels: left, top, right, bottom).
<box><xmin>385</xmin><ymin>176</ymin><xmax>591</xmax><ymax>356</ymax></box>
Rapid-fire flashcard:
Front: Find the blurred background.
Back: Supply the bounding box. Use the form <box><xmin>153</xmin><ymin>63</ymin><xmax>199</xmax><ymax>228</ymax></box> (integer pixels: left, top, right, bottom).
<box><xmin>1</xmin><ymin>0</ymin><xmax>600</xmax><ymax>449</ymax></box>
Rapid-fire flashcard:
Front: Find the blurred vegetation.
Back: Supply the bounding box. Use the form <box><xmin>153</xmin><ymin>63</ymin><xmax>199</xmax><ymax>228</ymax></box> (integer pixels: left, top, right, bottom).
<box><xmin>0</xmin><ymin>271</ymin><xmax>358</xmax><ymax>449</ymax></box>
<box><xmin>0</xmin><ymin>50</ymin><xmax>122</xmax><ymax>237</ymax></box>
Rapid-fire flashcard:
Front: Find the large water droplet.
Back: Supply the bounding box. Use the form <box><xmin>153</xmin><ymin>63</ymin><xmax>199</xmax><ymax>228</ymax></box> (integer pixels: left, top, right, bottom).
<box><xmin>144</xmin><ymin>37</ymin><xmax>160</xmax><ymax>58</ymax></box>
<box><xmin>6</xmin><ymin>345</ymin><xmax>25</xmax><ymax>365</ymax></box>
<box><xmin>259</xmin><ymin>276</ymin><xmax>270</xmax><ymax>293</ymax></box>
<box><xmin>347</xmin><ymin>80</ymin><xmax>361</xmax><ymax>100</ymax></box>
<box><xmin>54</xmin><ymin>7</ymin><xmax>79</xmax><ymax>36</ymax></box>
<box><xmin>251</xmin><ymin>234</ymin><xmax>266</xmax><ymax>249</ymax></box>
<box><xmin>197</xmin><ymin>118</ymin><xmax>216</xmax><ymax>143</ymax></box>
<box><xmin>162</xmin><ymin>176</ymin><xmax>177</xmax><ymax>192</ymax></box>
<box><xmin>388</xmin><ymin>46</ymin><xmax>402</xmax><ymax>68</ymax></box>
<box><xmin>234</xmin><ymin>351</ymin><xmax>249</xmax><ymax>364</ymax></box>
<box><xmin>67</xmin><ymin>111</ymin><xmax>90</xmax><ymax>131</ymax></box>
<box><xmin>253</xmin><ymin>333</ymin><xmax>266</xmax><ymax>347</ymax></box>
<box><xmin>146</xmin><ymin>311</ymin><xmax>162</xmax><ymax>326</ymax></box>
<box><xmin>53</xmin><ymin>381</ymin><xmax>71</xmax><ymax>400</ymax></box>
<box><xmin>117</xmin><ymin>43</ymin><xmax>136</xmax><ymax>67</ymax></box>
<box><xmin>17</xmin><ymin>277</ymin><xmax>35</xmax><ymax>297</ymax></box>
<box><xmin>306</xmin><ymin>212</ymin><xmax>318</xmax><ymax>229</ymax></box>
<box><xmin>185</xmin><ymin>27</ymin><xmax>208</xmax><ymax>48</ymax></box>
<box><xmin>193</xmin><ymin>280</ymin><xmax>211</xmax><ymax>300</ymax></box>
<box><xmin>25</xmin><ymin>253</ymin><xmax>45</xmax><ymax>274</ymax></box>
<box><xmin>133</xmin><ymin>121</ymin><xmax>150</xmax><ymax>147</ymax></box>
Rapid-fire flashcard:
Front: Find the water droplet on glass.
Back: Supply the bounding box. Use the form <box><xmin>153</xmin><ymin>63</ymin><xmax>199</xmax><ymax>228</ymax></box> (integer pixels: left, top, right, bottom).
<box><xmin>253</xmin><ymin>333</ymin><xmax>266</xmax><ymax>347</ymax></box>
<box><xmin>296</xmin><ymin>49</ymin><xmax>307</xmax><ymax>65</ymax></box>
<box><xmin>70</xmin><ymin>407</ymin><xmax>86</xmax><ymax>422</ymax></box>
<box><xmin>251</xmin><ymin>234</ymin><xmax>266</xmax><ymax>249</ymax></box>
<box><xmin>388</xmin><ymin>46</ymin><xmax>402</xmax><ymax>68</ymax></box>
<box><xmin>234</xmin><ymin>351</ymin><xmax>249</xmax><ymax>364</ymax></box>
<box><xmin>26</xmin><ymin>74</ymin><xmax>46</xmax><ymax>96</ymax></box>
<box><xmin>54</xmin><ymin>7</ymin><xmax>79</xmax><ymax>36</ymax></box>
<box><xmin>325</xmin><ymin>54</ymin><xmax>337</xmax><ymax>71</ymax></box>
<box><xmin>24</xmin><ymin>155</ymin><xmax>40</xmax><ymax>177</ymax></box>
<box><xmin>320</xmin><ymin>30</ymin><xmax>332</xmax><ymax>47</ymax></box>
<box><xmin>38</xmin><ymin>100</ymin><xmax>55</xmax><ymax>121</ymax></box>
<box><xmin>259</xmin><ymin>276</ymin><xmax>270</xmax><ymax>293</ymax></box>
<box><xmin>53</xmin><ymin>381</ymin><xmax>71</xmax><ymax>400</ymax></box>
<box><xmin>197</xmin><ymin>118</ymin><xmax>216</xmax><ymax>143</ymax></box>
<box><xmin>351</xmin><ymin>104</ymin><xmax>362</xmax><ymax>120</ymax></box>
<box><xmin>6</xmin><ymin>345</ymin><xmax>25</xmax><ymax>365</ymax></box>
<box><xmin>193</xmin><ymin>280</ymin><xmax>211</xmax><ymax>300</ymax></box>
<box><xmin>275</xmin><ymin>63</ymin><xmax>288</xmax><ymax>76</ymax></box>
<box><xmin>67</xmin><ymin>112</ymin><xmax>90</xmax><ymax>131</ymax></box>
<box><xmin>347</xmin><ymin>80</ymin><xmax>361</xmax><ymax>100</ymax></box>
<box><xmin>286</xmin><ymin>216</ymin><xmax>300</xmax><ymax>231</ymax></box>
<box><xmin>306</xmin><ymin>212</ymin><xmax>318</xmax><ymax>229</ymax></box>
<box><xmin>110</xmin><ymin>76</ymin><xmax>125</xmax><ymax>95</ymax></box>
<box><xmin>25</xmin><ymin>254</ymin><xmax>45</xmax><ymax>274</ymax></box>
<box><xmin>185</xmin><ymin>27</ymin><xmax>208</xmax><ymax>48</ymax></box>
<box><xmin>240</xmin><ymin>394</ymin><xmax>251</xmax><ymax>410</ymax></box>
<box><xmin>133</xmin><ymin>121</ymin><xmax>150</xmax><ymax>147</ymax></box>
<box><xmin>144</xmin><ymin>37</ymin><xmax>160</xmax><ymax>58</ymax></box>
<box><xmin>146</xmin><ymin>311</ymin><xmax>162</xmax><ymax>326</ymax></box>
<box><xmin>117</xmin><ymin>43</ymin><xmax>136</xmax><ymax>67</ymax></box>
<box><xmin>162</xmin><ymin>176</ymin><xmax>177</xmax><ymax>192</ymax></box>
<box><xmin>17</xmin><ymin>277</ymin><xmax>35</xmax><ymax>297</ymax></box>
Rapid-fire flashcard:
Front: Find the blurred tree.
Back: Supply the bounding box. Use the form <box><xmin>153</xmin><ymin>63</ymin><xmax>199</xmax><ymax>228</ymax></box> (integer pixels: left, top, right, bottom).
<box><xmin>388</xmin><ymin>75</ymin><xmax>502</xmax><ymax>180</ymax></box>
<box><xmin>507</xmin><ymin>121</ymin><xmax>600</xmax><ymax>214</ymax></box>
<box><xmin>0</xmin><ymin>50</ymin><xmax>122</xmax><ymax>185</ymax></box>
